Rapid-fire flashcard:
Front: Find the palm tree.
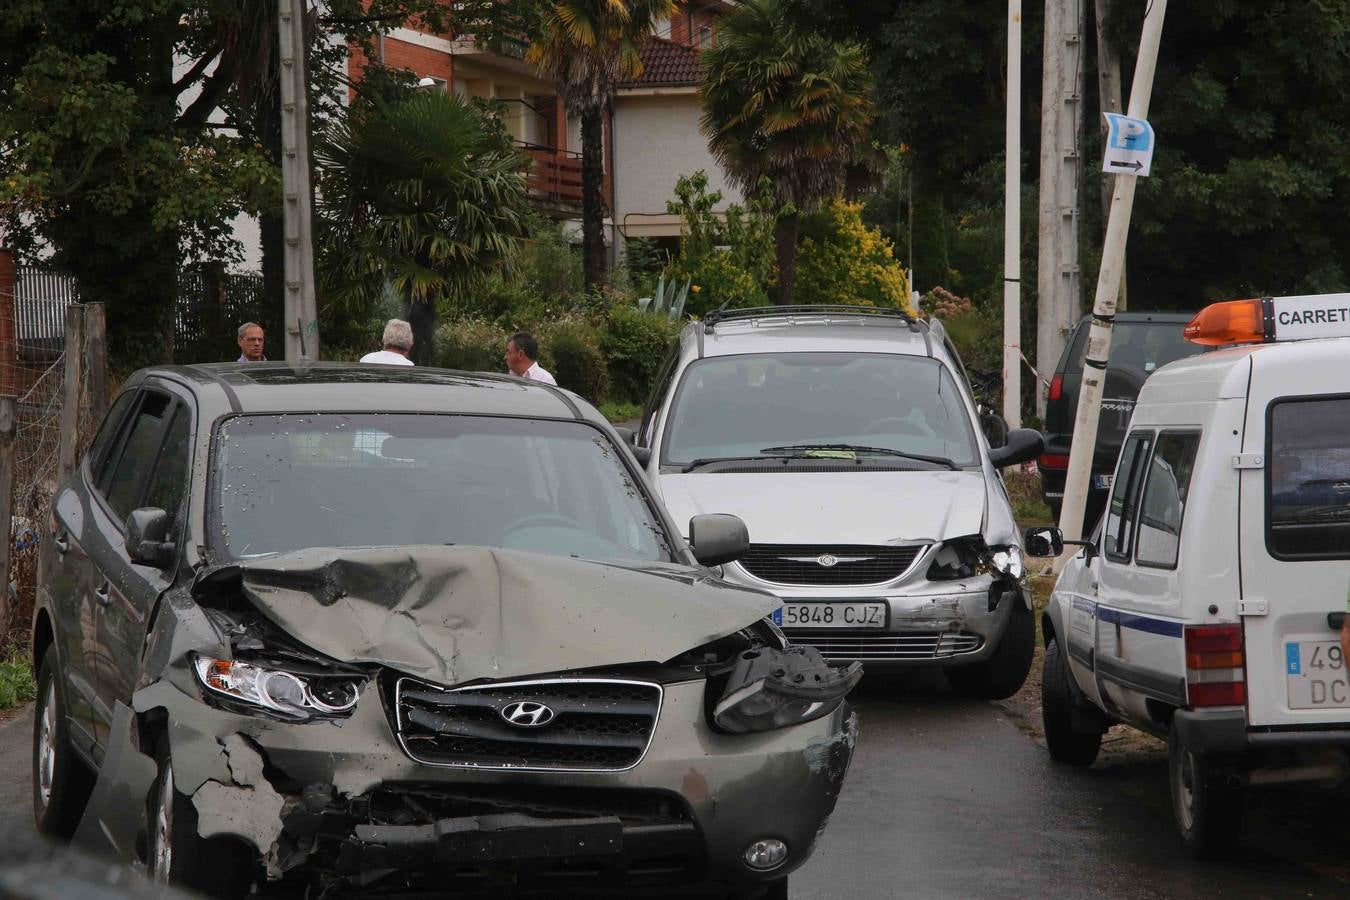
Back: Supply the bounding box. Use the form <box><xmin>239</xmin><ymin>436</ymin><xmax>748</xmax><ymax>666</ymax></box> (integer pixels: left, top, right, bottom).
<box><xmin>701</xmin><ymin>0</ymin><xmax>877</xmax><ymax>306</ymax></box>
<box><xmin>528</xmin><ymin>0</ymin><xmax>676</xmax><ymax>288</ymax></box>
<box><xmin>315</xmin><ymin>91</ymin><xmax>531</xmax><ymax>364</ymax></box>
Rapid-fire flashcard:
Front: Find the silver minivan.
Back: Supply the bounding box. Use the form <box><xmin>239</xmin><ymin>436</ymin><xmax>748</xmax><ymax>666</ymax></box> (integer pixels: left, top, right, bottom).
<box><xmin>625</xmin><ymin>307</ymin><xmax>1044</xmax><ymax>698</ymax></box>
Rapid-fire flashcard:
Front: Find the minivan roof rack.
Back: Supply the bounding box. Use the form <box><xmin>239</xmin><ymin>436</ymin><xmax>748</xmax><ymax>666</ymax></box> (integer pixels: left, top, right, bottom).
<box><xmin>702</xmin><ymin>305</ymin><xmax>921</xmax><ymax>332</ymax></box>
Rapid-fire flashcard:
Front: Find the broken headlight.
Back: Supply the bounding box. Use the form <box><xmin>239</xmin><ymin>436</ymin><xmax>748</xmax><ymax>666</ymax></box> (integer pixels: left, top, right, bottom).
<box><xmin>193</xmin><ymin>655</ymin><xmax>366</xmax><ymax>719</ymax></box>
<box><xmin>713</xmin><ymin>646</ymin><xmax>862</xmax><ymax>734</ymax></box>
<box><xmin>926</xmin><ymin>537</ymin><xmax>1024</xmax><ymax>581</ymax></box>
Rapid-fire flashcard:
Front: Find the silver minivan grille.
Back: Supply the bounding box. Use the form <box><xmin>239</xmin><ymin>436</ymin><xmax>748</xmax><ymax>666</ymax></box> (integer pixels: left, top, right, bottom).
<box><xmin>788</xmin><ymin>631</ymin><xmax>983</xmax><ymax>661</ymax></box>
<box><xmin>737</xmin><ymin>544</ymin><xmax>923</xmax><ymax>586</ymax></box>
<box><xmin>395</xmin><ymin>677</ymin><xmax>663</xmax><ymax>773</ymax></box>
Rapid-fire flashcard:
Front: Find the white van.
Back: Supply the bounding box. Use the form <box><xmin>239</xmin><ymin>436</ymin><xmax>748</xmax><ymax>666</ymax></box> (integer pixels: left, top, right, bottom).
<box><xmin>1028</xmin><ymin>294</ymin><xmax>1350</xmax><ymax>858</ymax></box>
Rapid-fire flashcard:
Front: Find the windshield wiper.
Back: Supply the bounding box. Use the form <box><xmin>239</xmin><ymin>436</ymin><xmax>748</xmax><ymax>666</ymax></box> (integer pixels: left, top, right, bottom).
<box><xmin>681</xmin><ymin>454</ymin><xmax>800</xmax><ymax>473</ymax></box>
<box><xmin>758</xmin><ymin>444</ymin><xmax>959</xmax><ymax>470</ymax></box>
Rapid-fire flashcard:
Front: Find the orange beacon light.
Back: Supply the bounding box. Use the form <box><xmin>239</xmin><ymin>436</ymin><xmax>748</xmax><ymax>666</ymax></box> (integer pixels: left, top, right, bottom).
<box><xmin>1183</xmin><ymin>298</ymin><xmax>1266</xmax><ymax>346</ymax></box>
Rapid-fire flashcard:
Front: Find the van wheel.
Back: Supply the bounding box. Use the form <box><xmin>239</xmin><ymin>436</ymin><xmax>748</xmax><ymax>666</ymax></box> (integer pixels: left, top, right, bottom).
<box><xmin>946</xmin><ymin>599</ymin><xmax>1035</xmax><ymax>700</ymax></box>
<box><xmin>1168</xmin><ymin>724</ymin><xmax>1244</xmax><ymax>859</ymax></box>
<box><xmin>32</xmin><ymin>646</ymin><xmax>94</xmax><ymax>837</ymax></box>
<box><xmin>147</xmin><ymin>739</ymin><xmax>254</xmax><ymax>897</ymax></box>
<box><xmin>1041</xmin><ymin>638</ymin><xmax>1103</xmax><ymax>766</ymax></box>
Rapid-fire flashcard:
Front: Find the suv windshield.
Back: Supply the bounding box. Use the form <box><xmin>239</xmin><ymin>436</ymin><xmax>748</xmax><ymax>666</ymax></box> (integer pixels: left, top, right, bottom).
<box><xmin>212</xmin><ymin>414</ymin><xmax>671</xmax><ymax>563</ymax></box>
<box><xmin>661</xmin><ymin>352</ymin><xmax>979</xmax><ymax>467</ymax></box>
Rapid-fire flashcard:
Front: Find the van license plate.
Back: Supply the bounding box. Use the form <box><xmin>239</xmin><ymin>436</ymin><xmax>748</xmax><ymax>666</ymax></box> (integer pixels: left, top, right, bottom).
<box><xmin>1285</xmin><ymin>641</ymin><xmax>1350</xmax><ymax>709</ymax></box>
<box><xmin>1092</xmin><ymin>474</ymin><xmax>1114</xmax><ymax>490</ymax></box>
<box><xmin>775</xmin><ymin>602</ymin><xmax>887</xmax><ymax>630</ymax></box>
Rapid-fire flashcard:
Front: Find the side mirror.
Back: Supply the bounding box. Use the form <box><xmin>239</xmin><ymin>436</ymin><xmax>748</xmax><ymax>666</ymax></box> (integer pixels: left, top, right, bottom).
<box><xmin>988</xmin><ymin>428</ymin><xmax>1044</xmax><ymax>468</ymax></box>
<box><xmin>1023</xmin><ymin>526</ymin><xmax>1064</xmax><ymax>558</ymax></box>
<box><xmin>688</xmin><ymin>513</ymin><xmax>749</xmax><ymax>567</ymax></box>
<box><xmin>125</xmin><ymin>508</ymin><xmax>174</xmax><ymax>568</ymax></box>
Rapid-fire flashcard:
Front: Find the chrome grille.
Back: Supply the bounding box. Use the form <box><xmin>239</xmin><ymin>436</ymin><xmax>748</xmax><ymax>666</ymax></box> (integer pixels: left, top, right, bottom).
<box><xmin>395</xmin><ymin>678</ymin><xmax>662</xmax><ymax>772</ymax></box>
<box><xmin>737</xmin><ymin>544</ymin><xmax>923</xmax><ymax>586</ymax></box>
<box><xmin>788</xmin><ymin>631</ymin><xmax>983</xmax><ymax>661</ymax></box>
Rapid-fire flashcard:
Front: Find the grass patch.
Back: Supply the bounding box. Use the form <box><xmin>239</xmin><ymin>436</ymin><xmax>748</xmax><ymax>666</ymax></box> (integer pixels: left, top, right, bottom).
<box><xmin>0</xmin><ymin>646</ymin><xmax>36</xmax><ymax>710</ymax></box>
<box><xmin>1004</xmin><ymin>468</ymin><xmax>1053</xmax><ymax>525</ymax></box>
<box><xmin>598</xmin><ymin>400</ymin><xmax>642</xmax><ymax>424</ymax></box>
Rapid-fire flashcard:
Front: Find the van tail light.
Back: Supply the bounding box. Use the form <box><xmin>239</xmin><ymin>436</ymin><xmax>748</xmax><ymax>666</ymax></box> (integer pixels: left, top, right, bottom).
<box><xmin>1048</xmin><ymin>373</ymin><xmax>1064</xmax><ymax>401</ymax></box>
<box><xmin>1039</xmin><ymin>453</ymin><xmax>1070</xmax><ymax>470</ymax></box>
<box><xmin>1185</xmin><ymin>624</ymin><xmax>1246</xmax><ymax>707</ymax></box>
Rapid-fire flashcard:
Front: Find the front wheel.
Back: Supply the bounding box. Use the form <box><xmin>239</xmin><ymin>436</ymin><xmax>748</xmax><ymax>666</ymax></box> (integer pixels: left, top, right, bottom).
<box><xmin>1168</xmin><ymin>723</ymin><xmax>1244</xmax><ymax>859</ymax></box>
<box><xmin>32</xmin><ymin>646</ymin><xmax>94</xmax><ymax>837</ymax></box>
<box><xmin>946</xmin><ymin>598</ymin><xmax>1036</xmax><ymax>700</ymax></box>
<box><xmin>147</xmin><ymin>741</ymin><xmax>254</xmax><ymax>897</ymax></box>
<box><xmin>1041</xmin><ymin>638</ymin><xmax>1104</xmax><ymax>766</ymax></box>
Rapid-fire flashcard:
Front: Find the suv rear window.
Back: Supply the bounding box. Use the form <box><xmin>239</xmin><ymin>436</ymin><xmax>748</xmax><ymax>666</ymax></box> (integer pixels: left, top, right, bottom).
<box><xmin>1267</xmin><ymin>395</ymin><xmax>1350</xmax><ymax>560</ymax></box>
<box><xmin>1064</xmin><ymin>320</ymin><xmax>1196</xmax><ymax>375</ymax></box>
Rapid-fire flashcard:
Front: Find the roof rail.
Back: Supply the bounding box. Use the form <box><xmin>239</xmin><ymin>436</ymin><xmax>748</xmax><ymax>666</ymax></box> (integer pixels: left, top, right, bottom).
<box><xmin>701</xmin><ymin>305</ymin><xmax>921</xmax><ymax>332</ymax></box>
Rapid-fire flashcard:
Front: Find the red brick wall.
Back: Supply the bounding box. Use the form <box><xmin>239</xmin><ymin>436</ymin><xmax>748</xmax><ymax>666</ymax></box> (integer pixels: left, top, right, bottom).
<box><xmin>670</xmin><ymin>3</ymin><xmax>719</xmax><ymax>47</ymax></box>
<box><xmin>347</xmin><ymin>35</ymin><xmax>454</xmax><ymax>103</ymax></box>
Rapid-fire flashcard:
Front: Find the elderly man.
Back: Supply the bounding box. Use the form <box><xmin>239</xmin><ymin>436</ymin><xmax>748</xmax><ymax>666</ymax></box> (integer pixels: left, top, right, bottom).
<box><xmin>236</xmin><ymin>322</ymin><xmax>266</xmax><ymax>362</ymax></box>
<box><xmin>504</xmin><ymin>332</ymin><xmax>556</xmax><ymax>385</ymax></box>
<box><xmin>360</xmin><ymin>319</ymin><xmax>416</xmax><ymax>366</ymax></box>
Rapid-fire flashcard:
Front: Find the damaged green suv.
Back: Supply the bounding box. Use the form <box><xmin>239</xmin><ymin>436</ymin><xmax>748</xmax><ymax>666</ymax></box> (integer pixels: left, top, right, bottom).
<box><xmin>32</xmin><ymin>363</ymin><xmax>859</xmax><ymax>899</ymax></box>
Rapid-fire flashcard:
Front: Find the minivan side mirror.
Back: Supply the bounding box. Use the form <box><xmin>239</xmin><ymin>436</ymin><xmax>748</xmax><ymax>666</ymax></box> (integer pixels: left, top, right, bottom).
<box><xmin>688</xmin><ymin>513</ymin><xmax>749</xmax><ymax>567</ymax></box>
<box><xmin>1023</xmin><ymin>525</ymin><xmax>1097</xmax><ymax>561</ymax></box>
<box><xmin>126</xmin><ymin>508</ymin><xmax>174</xmax><ymax>568</ymax></box>
<box><xmin>989</xmin><ymin>428</ymin><xmax>1044</xmax><ymax>468</ymax></box>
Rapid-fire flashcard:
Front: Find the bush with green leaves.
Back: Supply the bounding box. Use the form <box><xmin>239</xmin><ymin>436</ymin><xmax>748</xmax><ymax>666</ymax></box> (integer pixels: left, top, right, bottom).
<box><xmin>664</xmin><ymin>171</ymin><xmax>774</xmax><ymax>315</ymax></box>
<box><xmin>796</xmin><ymin>200</ymin><xmax>911</xmax><ymax>308</ymax></box>
<box><xmin>601</xmin><ymin>303</ymin><xmax>682</xmax><ymax>404</ymax></box>
<box><xmin>535</xmin><ymin>318</ymin><xmax>610</xmax><ymax>404</ymax></box>
<box><xmin>435</xmin><ymin>318</ymin><xmax>509</xmax><ymax>373</ymax></box>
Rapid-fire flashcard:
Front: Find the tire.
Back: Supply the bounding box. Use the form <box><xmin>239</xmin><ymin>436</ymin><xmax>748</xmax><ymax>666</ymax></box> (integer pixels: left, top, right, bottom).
<box><xmin>32</xmin><ymin>646</ymin><xmax>94</xmax><ymax>837</ymax></box>
<box><xmin>146</xmin><ymin>739</ymin><xmax>254</xmax><ymax>897</ymax></box>
<box><xmin>1041</xmin><ymin>638</ymin><xmax>1104</xmax><ymax>766</ymax></box>
<box><xmin>946</xmin><ymin>598</ymin><xmax>1036</xmax><ymax>700</ymax></box>
<box><xmin>1168</xmin><ymin>723</ymin><xmax>1244</xmax><ymax>859</ymax></box>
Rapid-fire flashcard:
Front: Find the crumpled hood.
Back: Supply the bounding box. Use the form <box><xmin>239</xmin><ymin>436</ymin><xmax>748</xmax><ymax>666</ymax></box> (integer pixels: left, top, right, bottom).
<box><xmin>657</xmin><ymin>470</ymin><xmax>988</xmax><ymax>544</ymax></box>
<box><xmin>203</xmin><ymin>545</ymin><xmax>778</xmax><ymax>687</ymax></box>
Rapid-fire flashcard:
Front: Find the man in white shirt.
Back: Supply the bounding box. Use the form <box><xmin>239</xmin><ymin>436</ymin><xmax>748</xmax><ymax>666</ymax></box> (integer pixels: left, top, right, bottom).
<box><xmin>504</xmin><ymin>331</ymin><xmax>557</xmax><ymax>385</ymax></box>
<box><xmin>236</xmin><ymin>322</ymin><xmax>266</xmax><ymax>362</ymax></box>
<box><xmin>360</xmin><ymin>319</ymin><xmax>415</xmax><ymax>366</ymax></box>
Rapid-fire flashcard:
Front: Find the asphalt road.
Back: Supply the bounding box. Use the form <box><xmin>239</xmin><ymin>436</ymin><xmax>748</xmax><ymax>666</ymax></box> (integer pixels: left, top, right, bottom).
<box><xmin>4</xmin><ymin>681</ymin><xmax>1350</xmax><ymax>899</ymax></box>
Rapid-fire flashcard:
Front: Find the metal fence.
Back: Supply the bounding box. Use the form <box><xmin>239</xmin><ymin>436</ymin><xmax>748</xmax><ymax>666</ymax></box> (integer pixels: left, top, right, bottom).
<box><xmin>11</xmin><ymin>265</ymin><xmax>270</xmax><ymax>364</ymax></box>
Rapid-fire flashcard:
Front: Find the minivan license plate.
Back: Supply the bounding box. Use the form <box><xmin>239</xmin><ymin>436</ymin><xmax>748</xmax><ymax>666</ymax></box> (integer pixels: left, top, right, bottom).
<box><xmin>775</xmin><ymin>602</ymin><xmax>887</xmax><ymax>630</ymax></box>
<box><xmin>1092</xmin><ymin>474</ymin><xmax>1114</xmax><ymax>490</ymax></box>
<box><xmin>1285</xmin><ymin>641</ymin><xmax>1350</xmax><ymax>709</ymax></box>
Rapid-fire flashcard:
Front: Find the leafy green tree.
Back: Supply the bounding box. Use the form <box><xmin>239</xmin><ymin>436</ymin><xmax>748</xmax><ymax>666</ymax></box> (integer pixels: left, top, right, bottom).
<box><xmin>663</xmin><ymin>171</ymin><xmax>773</xmax><ymax>314</ymax></box>
<box><xmin>315</xmin><ymin>92</ymin><xmax>532</xmax><ymax>365</ymax></box>
<box><xmin>527</xmin><ymin>0</ymin><xmax>677</xmax><ymax>289</ymax></box>
<box><xmin>796</xmin><ymin>200</ymin><xmax>910</xmax><ymax>308</ymax></box>
<box><xmin>701</xmin><ymin>0</ymin><xmax>879</xmax><ymax>305</ymax></box>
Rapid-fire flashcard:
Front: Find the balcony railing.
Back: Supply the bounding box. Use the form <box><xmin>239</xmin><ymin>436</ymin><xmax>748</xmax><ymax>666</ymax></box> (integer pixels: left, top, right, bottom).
<box><xmin>518</xmin><ymin>143</ymin><xmax>611</xmax><ymax>214</ymax></box>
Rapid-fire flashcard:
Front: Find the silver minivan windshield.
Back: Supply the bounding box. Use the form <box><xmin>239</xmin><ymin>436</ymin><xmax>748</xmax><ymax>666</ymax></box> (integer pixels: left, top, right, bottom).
<box><xmin>661</xmin><ymin>352</ymin><xmax>979</xmax><ymax>467</ymax></box>
<box><xmin>211</xmin><ymin>414</ymin><xmax>672</xmax><ymax>563</ymax></box>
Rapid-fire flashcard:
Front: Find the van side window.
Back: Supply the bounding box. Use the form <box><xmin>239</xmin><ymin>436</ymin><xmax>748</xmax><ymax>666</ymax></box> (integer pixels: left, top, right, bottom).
<box><xmin>1135</xmin><ymin>432</ymin><xmax>1201</xmax><ymax>568</ymax></box>
<box><xmin>86</xmin><ymin>390</ymin><xmax>139</xmax><ymax>477</ymax></box>
<box><xmin>1267</xmin><ymin>395</ymin><xmax>1350</xmax><ymax>560</ymax></box>
<box><xmin>101</xmin><ymin>392</ymin><xmax>173</xmax><ymax>524</ymax></box>
<box><xmin>638</xmin><ymin>346</ymin><xmax>680</xmax><ymax>448</ymax></box>
<box><xmin>1105</xmin><ymin>432</ymin><xmax>1152</xmax><ymax>562</ymax></box>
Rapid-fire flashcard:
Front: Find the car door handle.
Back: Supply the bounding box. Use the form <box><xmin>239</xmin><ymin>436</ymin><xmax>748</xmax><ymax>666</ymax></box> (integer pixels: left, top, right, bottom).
<box><xmin>53</xmin><ymin>532</ymin><xmax>70</xmax><ymax>555</ymax></box>
<box><xmin>94</xmin><ymin>582</ymin><xmax>112</xmax><ymax>608</ymax></box>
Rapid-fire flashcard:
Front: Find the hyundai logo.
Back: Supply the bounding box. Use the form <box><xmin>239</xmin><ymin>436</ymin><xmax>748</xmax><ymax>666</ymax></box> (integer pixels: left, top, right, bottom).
<box><xmin>501</xmin><ymin>700</ymin><xmax>556</xmax><ymax>728</ymax></box>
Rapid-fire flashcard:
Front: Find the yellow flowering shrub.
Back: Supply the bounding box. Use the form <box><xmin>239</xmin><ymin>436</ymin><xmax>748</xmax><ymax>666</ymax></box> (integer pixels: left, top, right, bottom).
<box><xmin>796</xmin><ymin>200</ymin><xmax>912</xmax><ymax>311</ymax></box>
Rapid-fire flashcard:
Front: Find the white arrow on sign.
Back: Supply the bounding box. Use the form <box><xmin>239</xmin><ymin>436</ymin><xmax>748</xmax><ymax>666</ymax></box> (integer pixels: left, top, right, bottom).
<box><xmin>1102</xmin><ymin>113</ymin><xmax>1155</xmax><ymax>177</ymax></box>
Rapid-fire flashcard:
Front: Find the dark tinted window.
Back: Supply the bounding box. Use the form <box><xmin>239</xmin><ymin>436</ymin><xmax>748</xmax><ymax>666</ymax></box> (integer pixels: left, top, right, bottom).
<box><xmin>212</xmin><ymin>414</ymin><xmax>672</xmax><ymax>563</ymax></box>
<box><xmin>639</xmin><ymin>346</ymin><xmax>680</xmax><ymax>448</ymax></box>
<box><xmin>1105</xmin><ymin>432</ymin><xmax>1152</xmax><ymax>562</ymax></box>
<box><xmin>87</xmin><ymin>391</ymin><xmax>138</xmax><ymax>480</ymax></box>
<box><xmin>1066</xmin><ymin>321</ymin><xmax>1198</xmax><ymax>375</ymax></box>
<box><xmin>145</xmin><ymin>408</ymin><xmax>192</xmax><ymax>536</ymax></box>
<box><xmin>1268</xmin><ymin>396</ymin><xmax>1350</xmax><ymax>559</ymax></box>
<box><xmin>1136</xmin><ymin>432</ymin><xmax>1201</xmax><ymax>568</ymax></box>
<box><xmin>103</xmin><ymin>393</ymin><xmax>172</xmax><ymax>522</ymax></box>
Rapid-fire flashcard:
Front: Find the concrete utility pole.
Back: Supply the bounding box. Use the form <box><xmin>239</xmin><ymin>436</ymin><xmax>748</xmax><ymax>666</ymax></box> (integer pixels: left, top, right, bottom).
<box><xmin>278</xmin><ymin>0</ymin><xmax>320</xmax><ymax>362</ymax></box>
<box><xmin>1035</xmin><ymin>0</ymin><xmax>1085</xmax><ymax>420</ymax></box>
<box><xmin>1002</xmin><ymin>0</ymin><xmax>1023</xmax><ymax>429</ymax></box>
<box><xmin>1094</xmin><ymin>0</ymin><xmax>1128</xmax><ymax>310</ymax></box>
<box><xmin>1057</xmin><ymin>0</ymin><xmax>1168</xmax><ymax>552</ymax></box>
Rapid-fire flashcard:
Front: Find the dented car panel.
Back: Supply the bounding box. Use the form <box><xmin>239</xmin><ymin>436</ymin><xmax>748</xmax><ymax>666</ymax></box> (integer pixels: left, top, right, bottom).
<box><xmin>35</xmin><ymin>363</ymin><xmax>859</xmax><ymax>897</ymax></box>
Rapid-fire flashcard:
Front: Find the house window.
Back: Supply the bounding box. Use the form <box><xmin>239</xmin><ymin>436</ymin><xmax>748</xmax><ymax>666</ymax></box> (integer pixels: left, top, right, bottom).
<box><xmin>695</xmin><ymin>24</ymin><xmax>713</xmax><ymax>48</ymax></box>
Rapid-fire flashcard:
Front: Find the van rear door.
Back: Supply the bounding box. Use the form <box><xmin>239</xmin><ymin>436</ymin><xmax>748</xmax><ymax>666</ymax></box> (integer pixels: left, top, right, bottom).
<box><xmin>1240</xmin><ymin>345</ymin><xmax>1350</xmax><ymax>729</ymax></box>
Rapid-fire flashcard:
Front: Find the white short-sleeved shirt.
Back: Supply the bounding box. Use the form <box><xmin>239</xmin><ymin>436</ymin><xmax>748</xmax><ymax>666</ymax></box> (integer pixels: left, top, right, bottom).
<box><xmin>359</xmin><ymin>350</ymin><xmax>414</xmax><ymax>366</ymax></box>
<box><xmin>523</xmin><ymin>361</ymin><xmax>557</xmax><ymax>385</ymax></box>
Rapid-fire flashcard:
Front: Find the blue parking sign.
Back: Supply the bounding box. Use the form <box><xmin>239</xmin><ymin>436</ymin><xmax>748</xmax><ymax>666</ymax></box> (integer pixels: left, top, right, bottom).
<box><xmin>1102</xmin><ymin>113</ymin><xmax>1156</xmax><ymax>177</ymax></box>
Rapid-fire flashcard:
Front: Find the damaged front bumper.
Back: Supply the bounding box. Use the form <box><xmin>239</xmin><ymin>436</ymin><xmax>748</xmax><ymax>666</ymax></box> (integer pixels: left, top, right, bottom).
<box><xmin>85</xmin><ymin>667</ymin><xmax>856</xmax><ymax>896</ymax></box>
